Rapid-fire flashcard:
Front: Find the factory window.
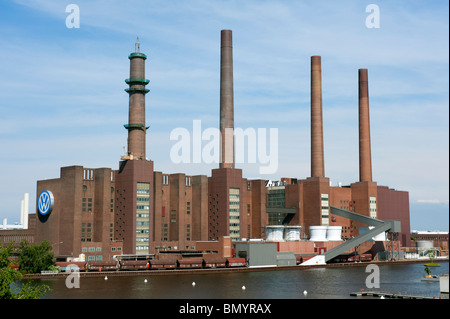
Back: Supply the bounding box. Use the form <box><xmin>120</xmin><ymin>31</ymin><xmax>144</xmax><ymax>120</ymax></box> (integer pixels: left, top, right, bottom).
<box><xmin>369</xmin><ymin>197</ymin><xmax>377</xmax><ymax>218</ymax></box>
<box><xmin>229</xmin><ymin>188</ymin><xmax>240</xmax><ymax>241</ymax></box>
<box><xmin>136</xmin><ymin>222</ymin><xmax>150</xmax><ymax>226</ymax></box>
<box><xmin>136</xmin><ymin>182</ymin><xmax>150</xmax><ymax>253</ymax></box>
<box><xmin>267</xmin><ymin>188</ymin><xmax>285</xmax><ymax>208</ymax></box>
<box><xmin>321</xmin><ymin>193</ymin><xmax>329</xmax><ymax>226</ymax></box>
<box><xmin>268</xmin><ymin>212</ymin><xmax>286</xmax><ymax>225</ymax></box>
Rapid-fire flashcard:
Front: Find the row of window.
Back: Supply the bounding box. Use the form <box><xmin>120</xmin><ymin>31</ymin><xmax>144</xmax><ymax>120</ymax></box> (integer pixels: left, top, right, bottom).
<box><xmin>82</xmin><ymin>247</ymin><xmax>101</xmax><ymax>252</ymax></box>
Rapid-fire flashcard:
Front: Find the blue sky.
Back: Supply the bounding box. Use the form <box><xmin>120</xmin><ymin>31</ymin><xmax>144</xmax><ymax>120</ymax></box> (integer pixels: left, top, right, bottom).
<box><xmin>0</xmin><ymin>0</ymin><xmax>448</xmax><ymax>231</ymax></box>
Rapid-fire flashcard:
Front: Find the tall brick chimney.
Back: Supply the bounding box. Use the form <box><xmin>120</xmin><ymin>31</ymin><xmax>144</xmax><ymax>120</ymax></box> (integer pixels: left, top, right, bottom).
<box><xmin>124</xmin><ymin>37</ymin><xmax>150</xmax><ymax>160</ymax></box>
<box><xmin>219</xmin><ymin>30</ymin><xmax>235</xmax><ymax>169</ymax></box>
<box><xmin>358</xmin><ymin>68</ymin><xmax>372</xmax><ymax>182</ymax></box>
<box><xmin>311</xmin><ymin>56</ymin><xmax>325</xmax><ymax>177</ymax></box>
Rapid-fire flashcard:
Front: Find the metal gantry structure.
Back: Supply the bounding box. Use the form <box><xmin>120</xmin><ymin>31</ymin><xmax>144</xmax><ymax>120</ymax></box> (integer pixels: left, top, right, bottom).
<box><xmin>302</xmin><ymin>207</ymin><xmax>401</xmax><ymax>265</ymax></box>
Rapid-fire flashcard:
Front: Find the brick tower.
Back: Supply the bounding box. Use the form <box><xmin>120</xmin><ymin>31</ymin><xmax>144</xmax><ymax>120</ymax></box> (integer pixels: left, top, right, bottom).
<box><xmin>115</xmin><ymin>38</ymin><xmax>154</xmax><ymax>255</ymax></box>
<box><xmin>124</xmin><ymin>37</ymin><xmax>150</xmax><ymax>161</ymax></box>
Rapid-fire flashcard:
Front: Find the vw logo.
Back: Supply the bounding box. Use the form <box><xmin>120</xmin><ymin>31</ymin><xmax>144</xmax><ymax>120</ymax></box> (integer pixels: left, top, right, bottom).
<box><xmin>38</xmin><ymin>190</ymin><xmax>54</xmax><ymax>216</ymax></box>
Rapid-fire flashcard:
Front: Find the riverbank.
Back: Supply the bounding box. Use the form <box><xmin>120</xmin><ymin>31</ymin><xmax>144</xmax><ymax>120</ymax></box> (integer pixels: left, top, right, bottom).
<box><xmin>23</xmin><ymin>258</ymin><xmax>448</xmax><ymax>279</ymax></box>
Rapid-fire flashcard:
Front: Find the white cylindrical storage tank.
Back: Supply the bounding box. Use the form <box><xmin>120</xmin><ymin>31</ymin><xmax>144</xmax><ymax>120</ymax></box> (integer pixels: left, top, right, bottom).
<box><xmin>284</xmin><ymin>226</ymin><xmax>301</xmax><ymax>241</ymax></box>
<box><xmin>326</xmin><ymin>226</ymin><xmax>342</xmax><ymax>241</ymax></box>
<box><xmin>416</xmin><ymin>240</ymin><xmax>433</xmax><ymax>249</ymax></box>
<box><xmin>358</xmin><ymin>226</ymin><xmax>387</xmax><ymax>241</ymax></box>
<box><xmin>265</xmin><ymin>226</ymin><xmax>284</xmax><ymax>241</ymax></box>
<box><xmin>309</xmin><ymin>226</ymin><xmax>328</xmax><ymax>241</ymax></box>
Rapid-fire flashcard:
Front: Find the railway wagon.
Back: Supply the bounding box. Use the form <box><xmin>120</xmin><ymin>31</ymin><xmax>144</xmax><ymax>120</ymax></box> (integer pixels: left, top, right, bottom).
<box><xmin>119</xmin><ymin>260</ymin><xmax>150</xmax><ymax>270</ymax></box>
<box><xmin>87</xmin><ymin>261</ymin><xmax>117</xmax><ymax>271</ymax></box>
<box><xmin>149</xmin><ymin>260</ymin><xmax>177</xmax><ymax>270</ymax></box>
<box><xmin>203</xmin><ymin>257</ymin><xmax>227</xmax><ymax>268</ymax></box>
<box><xmin>348</xmin><ymin>254</ymin><xmax>372</xmax><ymax>262</ymax></box>
<box><xmin>226</xmin><ymin>257</ymin><xmax>246</xmax><ymax>267</ymax></box>
<box><xmin>177</xmin><ymin>258</ymin><xmax>203</xmax><ymax>269</ymax></box>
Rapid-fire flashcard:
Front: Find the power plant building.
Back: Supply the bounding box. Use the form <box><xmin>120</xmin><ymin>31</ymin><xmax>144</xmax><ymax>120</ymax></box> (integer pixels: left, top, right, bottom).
<box><xmin>3</xmin><ymin>30</ymin><xmax>414</xmax><ymax>262</ymax></box>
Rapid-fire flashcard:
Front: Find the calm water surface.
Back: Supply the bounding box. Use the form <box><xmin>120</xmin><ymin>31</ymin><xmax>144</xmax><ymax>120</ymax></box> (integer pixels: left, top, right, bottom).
<box><xmin>32</xmin><ymin>262</ymin><xmax>448</xmax><ymax>299</ymax></box>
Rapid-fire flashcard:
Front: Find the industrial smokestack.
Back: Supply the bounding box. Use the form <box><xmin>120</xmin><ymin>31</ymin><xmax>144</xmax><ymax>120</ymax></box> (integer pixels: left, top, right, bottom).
<box><xmin>219</xmin><ymin>29</ymin><xmax>235</xmax><ymax>169</ymax></box>
<box><xmin>23</xmin><ymin>193</ymin><xmax>29</xmax><ymax>229</ymax></box>
<box><xmin>124</xmin><ymin>37</ymin><xmax>150</xmax><ymax>161</ymax></box>
<box><xmin>20</xmin><ymin>199</ymin><xmax>24</xmax><ymax>225</ymax></box>
<box><xmin>358</xmin><ymin>68</ymin><xmax>372</xmax><ymax>182</ymax></box>
<box><xmin>311</xmin><ymin>55</ymin><xmax>325</xmax><ymax>178</ymax></box>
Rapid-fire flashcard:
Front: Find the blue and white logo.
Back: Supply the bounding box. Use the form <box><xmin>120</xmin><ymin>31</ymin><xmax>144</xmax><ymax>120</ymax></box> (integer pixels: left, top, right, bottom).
<box><xmin>38</xmin><ymin>190</ymin><xmax>54</xmax><ymax>216</ymax></box>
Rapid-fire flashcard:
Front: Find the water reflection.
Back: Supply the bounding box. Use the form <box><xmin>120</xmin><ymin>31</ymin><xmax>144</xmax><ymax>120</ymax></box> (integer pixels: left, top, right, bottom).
<box><xmin>33</xmin><ymin>262</ymin><xmax>448</xmax><ymax>299</ymax></box>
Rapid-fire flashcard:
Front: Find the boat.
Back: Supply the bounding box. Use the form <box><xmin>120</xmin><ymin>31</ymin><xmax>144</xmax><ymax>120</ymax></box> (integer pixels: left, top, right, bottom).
<box><xmin>421</xmin><ymin>275</ymin><xmax>440</xmax><ymax>282</ymax></box>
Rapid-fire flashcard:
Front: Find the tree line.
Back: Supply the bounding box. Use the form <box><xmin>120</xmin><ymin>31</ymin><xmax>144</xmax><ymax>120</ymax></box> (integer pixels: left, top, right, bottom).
<box><xmin>0</xmin><ymin>241</ymin><xmax>54</xmax><ymax>299</ymax></box>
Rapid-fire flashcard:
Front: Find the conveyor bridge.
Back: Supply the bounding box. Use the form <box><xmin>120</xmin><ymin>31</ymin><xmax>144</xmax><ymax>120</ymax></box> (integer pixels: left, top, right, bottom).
<box><xmin>301</xmin><ymin>207</ymin><xmax>401</xmax><ymax>265</ymax></box>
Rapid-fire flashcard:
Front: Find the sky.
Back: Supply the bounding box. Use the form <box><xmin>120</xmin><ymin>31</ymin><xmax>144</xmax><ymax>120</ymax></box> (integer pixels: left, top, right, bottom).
<box><xmin>0</xmin><ymin>0</ymin><xmax>448</xmax><ymax>231</ymax></box>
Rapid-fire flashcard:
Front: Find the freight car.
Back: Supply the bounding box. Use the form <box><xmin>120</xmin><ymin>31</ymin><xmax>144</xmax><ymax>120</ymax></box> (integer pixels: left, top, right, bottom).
<box><xmin>203</xmin><ymin>257</ymin><xmax>227</xmax><ymax>268</ymax></box>
<box><xmin>177</xmin><ymin>258</ymin><xmax>203</xmax><ymax>269</ymax></box>
<box><xmin>347</xmin><ymin>253</ymin><xmax>372</xmax><ymax>262</ymax></box>
<box><xmin>226</xmin><ymin>257</ymin><xmax>246</xmax><ymax>267</ymax></box>
<box><xmin>119</xmin><ymin>260</ymin><xmax>150</xmax><ymax>270</ymax></box>
<box><xmin>149</xmin><ymin>260</ymin><xmax>177</xmax><ymax>270</ymax></box>
<box><xmin>57</xmin><ymin>256</ymin><xmax>247</xmax><ymax>272</ymax></box>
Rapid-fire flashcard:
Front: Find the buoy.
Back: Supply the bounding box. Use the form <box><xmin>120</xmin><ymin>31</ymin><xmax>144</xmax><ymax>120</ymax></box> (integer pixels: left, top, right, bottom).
<box><xmin>303</xmin><ymin>290</ymin><xmax>308</xmax><ymax>296</ymax></box>
<box><xmin>192</xmin><ymin>282</ymin><xmax>196</xmax><ymax>286</ymax></box>
<box><xmin>144</xmin><ymin>279</ymin><xmax>148</xmax><ymax>283</ymax></box>
<box><xmin>104</xmin><ymin>276</ymin><xmax>108</xmax><ymax>280</ymax></box>
<box><xmin>242</xmin><ymin>286</ymin><xmax>246</xmax><ymax>290</ymax></box>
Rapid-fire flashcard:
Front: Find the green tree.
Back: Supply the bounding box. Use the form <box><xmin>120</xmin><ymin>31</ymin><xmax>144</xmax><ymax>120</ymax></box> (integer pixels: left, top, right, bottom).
<box><xmin>424</xmin><ymin>266</ymin><xmax>431</xmax><ymax>276</ymax></box>
<box><xmin>0</xmin><ymin>243</ymin><xmax>50</xmax><ymax>299</ymax></box>
<box><xmin>17</xmin><ymin>240</ymin><xmax>55</xmax><ymax>274</ymax></box>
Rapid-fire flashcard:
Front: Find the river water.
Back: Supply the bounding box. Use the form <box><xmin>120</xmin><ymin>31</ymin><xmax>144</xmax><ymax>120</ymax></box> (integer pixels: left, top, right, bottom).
<box><xmin>31</xmin><ymin>261</ymin><xmax>448</xmax><ymax>300</ymax></box>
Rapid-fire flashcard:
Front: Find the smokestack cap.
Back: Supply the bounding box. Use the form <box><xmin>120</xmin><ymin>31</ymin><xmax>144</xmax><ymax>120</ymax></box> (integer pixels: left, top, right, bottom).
<box><xmin>221</xmin><ymin>30</ymin><xmax>233</xmax><ymax>47</ymax></box>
